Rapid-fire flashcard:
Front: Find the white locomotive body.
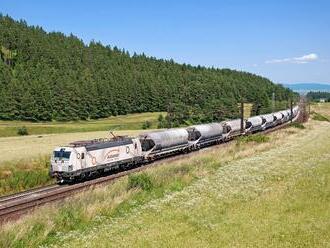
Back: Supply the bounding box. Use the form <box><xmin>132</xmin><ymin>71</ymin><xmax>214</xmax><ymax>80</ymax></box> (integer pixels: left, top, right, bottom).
<box><xmin>50</xmin><ymin>137</ymin><xmax>143</xmax><ymax>182</ymax></box>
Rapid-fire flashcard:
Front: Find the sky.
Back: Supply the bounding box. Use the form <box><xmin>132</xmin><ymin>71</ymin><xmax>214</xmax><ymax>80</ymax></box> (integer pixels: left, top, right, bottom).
<box><xmin>1</xmin><ymin>0</ymin><xmax>330</xmax><ymax>84</ymax></box>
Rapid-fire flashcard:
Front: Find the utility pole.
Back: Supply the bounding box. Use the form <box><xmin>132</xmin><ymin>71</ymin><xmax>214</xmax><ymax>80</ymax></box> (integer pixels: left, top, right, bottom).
<box><xmin>240</xmin><ymin>99</ymin><xmax>244</xmax><ymax>134</ymax></box>
<box><xmin>290</xmin><ymin>98</ymin><xmax>293</xmax><ymax>123</ymax></box>
<box><xmin>272</xmin><ymin>92</ymin><xmax>275</xmax><ymax>112</ymax></box>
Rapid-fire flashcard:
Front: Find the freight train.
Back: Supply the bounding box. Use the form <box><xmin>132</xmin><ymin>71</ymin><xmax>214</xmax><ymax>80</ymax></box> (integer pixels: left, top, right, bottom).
<box><xmin>50</xmin><ymin>106</ymin><xmax>299</xmax><ymax>183</ymax></box>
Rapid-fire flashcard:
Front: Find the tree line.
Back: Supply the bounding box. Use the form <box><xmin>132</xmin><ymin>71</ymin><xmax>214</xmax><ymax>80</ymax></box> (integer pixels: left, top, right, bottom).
<box><xmin>0</xmin><ymin>15</ymin><xmax>295</xmax><ymax>123</ymax></box>
<box><xmin>306</xmin><ymin>91</ymin><xmax>330</xmax><ymax>102</ymax></box>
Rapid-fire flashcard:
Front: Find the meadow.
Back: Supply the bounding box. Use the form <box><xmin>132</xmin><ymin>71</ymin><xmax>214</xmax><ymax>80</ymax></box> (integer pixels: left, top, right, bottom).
<box><xmin>311</xmin><ymin>102</ymin><xmax>330</xmax><ymax>119</ymax></box>
<box><xmin>0</xmin><ymin>112</ymin><xmax>163</xmax><ymax>195</ymax></box>
<box><xmin>0</xmin><ymin>129</ymin><xmax>150</xmax><ymax>195</ymax></box>
<box><xmin>0</xmin><ymin>112</ymin><xmax>164</xmax><ymax>137</ymax></box>
<box><xmin>1</xmin><ymin>104</ymin><xmax>329</xmax><ymax>247</ymax></box>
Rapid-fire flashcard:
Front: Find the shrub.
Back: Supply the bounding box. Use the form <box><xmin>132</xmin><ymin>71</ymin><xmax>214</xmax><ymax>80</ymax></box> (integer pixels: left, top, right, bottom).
<box><xmin>290</xmin><ymin>123</ymin><xmax>305</xmax><ymax>129</ymax></box>
<box><xmin>17</xmin><ymin>126</ymin><xmax>29</xmax><ymax>136</ymax></box>
<box><xmin>157</xmin><ymin>114</ymin><xmax>166</xmax><ymax>129</ymax></box>
<box><xmin>237</xmin><ymin>134</ymin><xmax>270</xmax><ymax>144</ymax></box>
<box><xmin>312</xmin><ymin>113</ymin><xmax>329</xmax><ymax>122</ymax></box>
<box><xmin>142</xmin><ymin>120</ymin><xmax>152</xmax><ymax>129</ymax></box>
<box><xmin>128</xmin><ymin>173</ymin><xmax>153</xmax><ymax>191</ymax></box>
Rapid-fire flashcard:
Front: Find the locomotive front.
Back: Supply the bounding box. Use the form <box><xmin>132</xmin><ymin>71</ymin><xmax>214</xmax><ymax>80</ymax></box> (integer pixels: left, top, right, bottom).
<box><xmin>50</xmin><ymin>147</ymin><xmax>75</xmax><ymax>181</ymax></box>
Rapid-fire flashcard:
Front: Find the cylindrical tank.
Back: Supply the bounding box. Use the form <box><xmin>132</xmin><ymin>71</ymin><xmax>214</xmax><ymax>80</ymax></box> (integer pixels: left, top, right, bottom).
<box><xmin>222</xmin><ymin>119</ymin><xmax>245</xmax><ymax>133</ymax></box>
<box><xmin>287</xmin><ymin>109</ymin><xmax>292</xmax><ymax>118</ymax></box>
<box><xmin>139</xmin><ymin>128</ymin><xmax>189</xmax><ymax>151</ymax></box>
<box><xmin>262</xmin><ymin>114</ymin><xmax>275</xmax><ymax>124</ymax></box>
<box><xmin>246</xmin><ymin>116</ymin><xmax>263</xmax><ymax>129</ymax></box>
<box><xmin>273</xmin><ymin>112</ymin><xmax>283</xmax><ymax>122</ymax></box>
<box><xmin>187</xmin><ymin>123</ymin><xmax>223</xmax><ymax>141</ymax></box>
<box><xmin>281</xmin><ymin>110</ymin><xmax>290</xmax><ymax>120</ymax></box>
<box><xmin>293</xmin><ymin>106</ymin><xmax>299</xmax><ymax>116</ymax></box>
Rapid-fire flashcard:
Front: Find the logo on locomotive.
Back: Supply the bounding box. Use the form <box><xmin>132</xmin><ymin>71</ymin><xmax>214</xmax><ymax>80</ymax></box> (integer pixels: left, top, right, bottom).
<box><xmin>104</xmin><ymin>148</ymin><xmax>120</xmax><ymax>161</ymax></box>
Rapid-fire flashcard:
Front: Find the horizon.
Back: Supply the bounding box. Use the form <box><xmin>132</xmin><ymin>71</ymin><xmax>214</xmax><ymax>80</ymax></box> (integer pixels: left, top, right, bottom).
<box><xmin>284</xmin><ymin>82</ymin><xmax>330</xmax><ymax>85</ymax></box>
<box><xmin>1</xmin><ymin>0</ymin><xmax>329</xmax><ymax>84</ymax></box>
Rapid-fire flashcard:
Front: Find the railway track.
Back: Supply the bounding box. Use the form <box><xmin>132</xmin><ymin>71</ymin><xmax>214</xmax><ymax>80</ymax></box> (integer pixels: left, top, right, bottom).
<box><xmin>0</xmin><ymin>110</ymin><xmax>303</xmax><ymax>224</ymax></box>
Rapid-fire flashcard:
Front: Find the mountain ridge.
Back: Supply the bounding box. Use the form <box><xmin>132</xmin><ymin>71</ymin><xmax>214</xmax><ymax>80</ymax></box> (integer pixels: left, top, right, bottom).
<box><xmin>284</xmin><ymin>83</ymin><xmax>330</xmax><ymax>94</ymax></box>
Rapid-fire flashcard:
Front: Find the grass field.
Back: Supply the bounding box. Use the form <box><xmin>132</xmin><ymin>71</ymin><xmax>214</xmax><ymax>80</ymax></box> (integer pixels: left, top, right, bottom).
<box><xmin>54</xmin><ymin>120</ymin><xmax>329</xmax><ymax>248</ymax></box>
<box><xmin>0</xmin><ymin>112</ymin><xmax>164</xmax><ymax>137</ymax></box>
<box><xmin>244</xmin><ymin>103</ymin><xmax>253</xmax><ymax>119</ymax></box>
<box><xmin>0</xmin><ymin>129</ymin><xmax>149</xmax><ymax>195</ymax></box>
<box><xmin>311</xmin><ymin>102</ymin><xmax>330</xmax><ymax>118</ymax></box>
<box><xmin>0</xmin><ymin>112</ymin><xmax>162</xmax><ymax>195</ymax></box>
<box><xmin>1</xmin><ymin>104</ymin><xmax>329</xmax><ymax>247</ymax></box>
<box><xmin>0</xmin><ymin>114</ymin><xmax>160</xmax><ymax>195</ymax></box>
<box><xmin>0</xmin><ymin>129</ymin><xmax>146</xmax><ymax>165</ymax></box>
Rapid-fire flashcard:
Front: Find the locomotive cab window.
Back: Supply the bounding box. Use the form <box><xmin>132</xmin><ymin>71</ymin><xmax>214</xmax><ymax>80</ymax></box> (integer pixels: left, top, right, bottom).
<box><xmin>54</xmin><ymin>151</ymin><xmax>71</xmax><ymax>160</ymax></box>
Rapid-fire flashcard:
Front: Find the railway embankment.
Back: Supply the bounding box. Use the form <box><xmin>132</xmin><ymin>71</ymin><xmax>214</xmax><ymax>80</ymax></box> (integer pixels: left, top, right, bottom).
<box><xmin>1</xmin><ymin>109</ymin><xmax>329</xmax><ymax>247</ymax></box>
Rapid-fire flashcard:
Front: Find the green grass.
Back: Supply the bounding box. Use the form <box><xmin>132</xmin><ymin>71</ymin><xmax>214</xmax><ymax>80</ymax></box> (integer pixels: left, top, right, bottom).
<box><xmin>128</xmin><ymin>173</ymin><xmax>154</xmax><ymax>191</ymax></box>
<box><xmin>0</xmin><ymin>112</ymin><xmax>165</xmax><ymax>137</ymax></box>
<box><xmin>289</xmin><ymin>122</ymin><xmax>305</xmax><ymax>129</ymax></box>
<box><xmin>0</xmin><ymin>117</ymin><xmax>329</xmax><ymax>247</ymax></box>
<box><xmin>56</xmin><ymin>119</ymin><xmax>329</xmax><ymax>248</ymax></box>
<box><xmin>312</xmin><ymin>112</ymin><xmax>330</xmax><ymax>122</ymax></box>
<box><xmin>0</xmin><ymin>156</ymin><xmax>54</xmax><ymax>195</ymax></box>
<box><xmin>237</xmin><ymin>134</ymin><xmax>270</xmax><ymax>144</ymax></box>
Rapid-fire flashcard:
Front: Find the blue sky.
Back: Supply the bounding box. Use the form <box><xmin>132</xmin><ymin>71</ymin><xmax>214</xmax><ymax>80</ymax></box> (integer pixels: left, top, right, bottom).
<box><xmin>1</xmin><ymin>0</ymin><xmax>329</xmax><ymax>84</ymax></box>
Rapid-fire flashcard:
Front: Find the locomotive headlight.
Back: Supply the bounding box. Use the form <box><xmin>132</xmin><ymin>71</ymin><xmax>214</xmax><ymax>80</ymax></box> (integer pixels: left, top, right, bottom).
<box><xmin>68</xmin><ymin>165</ymin><xmax>73</xmax><ymax>172</ymax></box>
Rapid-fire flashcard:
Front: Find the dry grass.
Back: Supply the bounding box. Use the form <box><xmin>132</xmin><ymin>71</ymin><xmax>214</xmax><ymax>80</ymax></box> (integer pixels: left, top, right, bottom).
<box><xmin>0</xmin><ymin>117</ymin><xmax>324</xmax><ymax>246</ymax></box>
<box><xmin>0</xmin><ymin>129</ymin><xmax>143</xmax><ymax>165</ymax></box>
<box><xmin>0</xmin><ymin>129</ymin><xmax>149</xmax><ymax>195</ymax></box>
<box><xmin>311</xmin><ymin>102</ymin><xmax>330</xmax><ymax>118</ymax></box>
<box><xmin>244</xmin><ymin>103</ymin><xmax>253</xmax><ymax>118</ymax></box>
<box><xmin>0</xmin><ymin>112</ymin><xmax>164</xmax><ymax>137</ymax></box>
<box><xmin>1</xmin><ymin>116</ymin><xmax>328</xmax><ymax>247</ymax></box>
<box><xmin>51</xmin><ymin>120</ymin><xmax>329</xmax><ymax>248</ymax></box>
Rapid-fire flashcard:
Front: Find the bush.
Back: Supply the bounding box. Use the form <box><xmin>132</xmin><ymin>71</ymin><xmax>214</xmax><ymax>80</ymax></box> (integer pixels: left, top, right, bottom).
<box><xmin>17</xmin><ymin>126</ymin><xmax>29</xmax><ymax>136</ymax></box>
<box><xmin>237</xmin><ymin>134</ymin><xmax>270</xmax><ymax>144</ymax></box>
<box><xmin>290</xmin><ymin>123</ymin><xmax>305</xmax><ymax>129</ymax></box>
<box><xmin>142</xmin><ymin>120</ymin><xmax>152</xmax><ymax>129</ymax></box>
<box><xmin>128</xmin><ymin>173</ymin><xmax>153</xmax><ymax>191</ymax></box>
<box><xmin>312</xmin><ymin>113</ymin><xmax>329</xmax><ymax>122</ymax></box>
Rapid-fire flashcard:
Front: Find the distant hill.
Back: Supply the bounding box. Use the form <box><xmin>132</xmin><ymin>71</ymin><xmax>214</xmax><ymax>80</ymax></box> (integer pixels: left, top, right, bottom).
<box><xmin>284</xmin><ymin>83</ymin><xmax>330</xmax><ymax>94</ymax></box>
<box><xmin>0</xmin><ymin>15</ymin><xmax>293</xmax><ymax>122</ymax></box>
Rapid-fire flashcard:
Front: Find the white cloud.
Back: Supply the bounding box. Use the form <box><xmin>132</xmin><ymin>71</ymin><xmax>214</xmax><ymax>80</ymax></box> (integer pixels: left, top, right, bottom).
<box><xmin>265</xmin><ymin>53</ymin><xmax>318</xmax><ymax>64</ymax></box>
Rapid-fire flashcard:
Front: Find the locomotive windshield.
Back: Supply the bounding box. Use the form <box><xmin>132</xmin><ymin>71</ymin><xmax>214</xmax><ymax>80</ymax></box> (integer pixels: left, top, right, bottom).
<box><xmin>53</xmin><ymin>150</ymin><xmax>71</xmax><ymax>160</ymax></box>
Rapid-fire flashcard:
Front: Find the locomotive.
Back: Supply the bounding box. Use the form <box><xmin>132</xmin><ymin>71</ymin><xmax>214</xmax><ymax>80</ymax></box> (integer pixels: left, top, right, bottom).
<box><xmin>50</xmin><ymin>106</ymin><xmax>299</xmax><ymax>183</ymax></box>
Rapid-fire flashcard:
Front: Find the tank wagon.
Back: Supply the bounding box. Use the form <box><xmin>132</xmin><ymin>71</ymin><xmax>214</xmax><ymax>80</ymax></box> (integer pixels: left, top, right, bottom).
<box><xmin>222</xmin><ymin>119</ymin><xmax>245</xmax><ymax>139</ymax></box>
<box><xmin>187</xmin><ymin>123</ymin><xmax>223</xmax><ymax>148</ymax></box>
<box><xmin>50</xmin><ymin>105</ymin><xmax>300</xmax><ymax>183</ymax></box>
<box><xmin>246</xmin><ymin>116</ymin><xmax>263</xmax><ymax>133</ymax></box>
<box><xmin>139</xmin><ymin>128</ymin><xmax>189</xmax><ymax>160</ymax></box>
<box><xmin>273</xmin><ymin>112</ymin><xmax>284</xmax><ymax>125</ymax></box>
<box><xmin>261</xmin><ymin>114</ymin><xmax>275</xmax><ymax>130</ymax></box>
<box><xmin>281</xmin><ymin>110</ymin><xmax>290</xmax><ymax>122</ymax></box>
<box><xmin>293</xmin><ymin>106</ymin><xmax>299</xmax><ymax>117</ymax></box>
